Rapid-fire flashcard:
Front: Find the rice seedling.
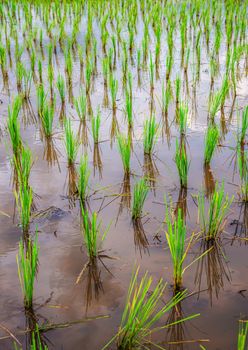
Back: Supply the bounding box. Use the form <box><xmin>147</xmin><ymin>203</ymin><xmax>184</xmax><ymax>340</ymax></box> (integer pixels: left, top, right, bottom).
<box><xmin>91</xmin><ymin>108</ymin><xmax>101</xmax><ymax>144</ymax></box>
<box><xmin>15</xmin><ymin>180</ymin><xmax>33</xmax><ymax>233</ymax></box>
<box><xmin>81</xmin><ymin>207</ymin><xmax>109</xmax><ymax>260</ymax></box>
<box><xmin>125</xmin><ymin>89</ymin><xmax>133</xmax><ymax>128</ymax></box>
<box><xmin>162</xmin><ymin>79</ymin><xmax>173</xmax><ymax>115</ymax></box>
<box><xmin>40</xmin><ymin>100</ymin><xmax>55</xmax><ymax>138</ymax></box>
<box><xmin>37</xmin><ymin>84</ymin><xmax>46</xmax><ymax>118</ymax></box>
<box><xmin>74</xmin><ymin>89</ymin><xmax>87</xmax><ymax>122</ymax></box>
<box><xmin>132</xmin><ymin>178</ymin><xmax>149</xmax><ymax>220</ymax></box>
<box><xmin>117</xmin><ymin>133</ymin><xmax>131</xmax><ymax>175</ymax></box>
<box><xmin>7</xmin><ymin>95</ymin><xmax>23</xmax><ymax>155</ymax></box>
<box><xmin>237</xmin><ymin>148</ymin><xmax>248</xmax><ymax>202</ymax></box>
<box><xmin>109</xmin><ymin>73</ymin><xmax>118</xmax><ymax>111</ymax></box>
<box><xmin>149</xmin><ymin>53</ymin><xmax>154</xmax><ymax>92</ymax></box>
<box><xmin>64</xmin><ymin>118</ymin><xmax>79</xmax><ymax>166</ymax></box>
<box><xmin>16</xmin><ymin>232</ymin><xmax>39</xmax><ymax>309</ymax></box>
<box><xmin>175</xmin><ymin>139</ymin><xmax>189</xmax><ymax>188</ymax></box>
<box><xmin>239</xmin><ymin>106</ymin><xmax>248</xmax><ymax>146</ymax></box>
<box><xmin>175</xmin><ymin>76</ymin><xmax>181</xmax><ymax>104</ymax></box>
<box><xmin>204</xmin><ymin>124</ymin><xmax>219</xmax><ymax>165</ymax></box>
<box><xmin>238</xmin><ymin>321</ymin><xmax>248</xmax><ymax>350</ymax></box>
<box><xmin>77</xmin><ymin>155</ymin><xmax>90</xmax><ymax>203</ymax></box>
<box><xmin>143</xmin><ymin>115</ymin><xmax>158</xmax><ymax>155</ymax></box>
<box><xmin>103</xmin><ymin>267</ymin><xmax>198</xmax><ymax>350</ymax></box>
<box><xmin>198</xmin><ymin>183</ymin><xmax>233</xmax><ymax>241</ymax></box>
<box><xmin>178</xmin><ymin>102</ymin><xmax>188</xmax><ymax>135</ymax></box>
<box><xmin>56</xmin><ymin>74</ymin><xmax>66</xmax><ymax>105</ymax></box>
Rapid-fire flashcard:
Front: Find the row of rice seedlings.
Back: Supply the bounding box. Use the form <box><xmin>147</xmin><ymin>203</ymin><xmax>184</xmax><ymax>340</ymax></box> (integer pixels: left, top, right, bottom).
<box><xmin>16</xmin><ymin>232</ymin><xmax>39</xmax><ymax>309</ymax></box>
<box><xmin>131</xmin><ymin>178</ymin><xmax>149</xmax><ymax>220</ymax></box>
<box><xmin>198</xmin><ymin>183</ymin><xmax>233</xmax><ymax>241</ymax></box>
<box><xmin>103</xmin><ymin>267</ymin><xmax>198</xmax><ymax>350</ymax></box>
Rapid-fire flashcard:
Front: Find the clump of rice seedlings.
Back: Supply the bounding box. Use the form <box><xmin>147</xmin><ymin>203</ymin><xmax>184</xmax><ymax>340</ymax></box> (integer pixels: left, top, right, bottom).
<box><xmin>103</xmin><ymin>267</ymin><xmax>197</xmax><ymax>350</ymax></box>
<box><xmin>85</xmin><ymin>58</ymin><xmax>93</xmax><ymax>95</ymax></box>
<box><xmin>56</xmin><ymin>74</ymin><xmax>66</xmax><ymax>106</ymax></box>
<box><xmin>74</xmin><ymin>89</ymin><xmax>87</xmax><ymax>122</ymax></box>
<box><xmin>7</xmin><ymin>95</ymin><xmax>23</xmax><ymax>155</ymax></box>
<box><xmin>143</xmin><ymin>115</ymin><xmax>158</xmax><ymax>155</ymax></box>
<box><xmin>16</xmin><ymin>232</ymin><xmax>39</xmax><ymax>309</ymax></box>
<box><xmin>132</xmin><ymin>178</ymin><xmax>149</xmax><ymax>220</ymax></box>
<box><xmin>204</xmin><ymin>124</ymin><xmax>219</xmax><ymax>165</ymax></box>
<box><xmin>175</xmin><ymin>139</ymin><xmax>189</xmax><ymax>188</ymax></box>
<box><xmin>0</xmin><ymin>44</ymin><xmax>8</xmax><ymax>80</ymax></box>
<box><xmin>14</xmin><ymin>145</ymin><xmax>32</xmax><ymax>188</ymax></box>
<box><xmin>91</xmin><ymin>108</ymin><xmax>101</xmax><ymax>144</ymax></box>
<box><xmin>179</xmin><ymin>102</ymin><xmax>188</xmax><ymax>135</ymax></box>
<box><xmin>81</xmin><ymin>207</ymin><xmax>108</xmax><ymax>260</ymax></box>
<box><xmin>166</xmin><ymin>54</ymin><xmax>173</xmax><ymax>81</ymax></box>
<box><xmin>15</xmin><ymin>180</ymin><xmax>33</xmax><ymax>233</ymax></box>
<box><xmin>109</xmin><ymin>73</ymin><xmax>118</xmax><ymax>112</ymax></box>
<box><xmin>37</xmin><ymin>84</ymin><xmax>46</xmax><ymax>118</ymax></box>
<box><xmin>162</xmin><ymin>79</ymin><xmax>173</xmax><ymax>115</ymax></box>
<box><xmin>238</xmin><ymin>321</ymin><xmax>248</xmax><ymax>350</ymax></box>
<box><xmin>175</xmin><ymin>76</ymin><xmax>181</xmax><ymax>105</ymax></box>
<box><xmin>239</xmin><ymin>106</ymin><xmax>248</xmax><ymax>146</ymax></box>
<box><xmin>41</xmin><ymin>100</ymin><xmax>55</xmax><ymax>138</ymax></box>
<box><xmin>237</xmin><ymin>148</ymin><xmax>248</xmax><ymax>202</ymax></box>
<box><xmin>77</xmin><ymin>155</ymin><xmax>90</xmax><ymax>203</ymax></box>
<box><xmin>117</xmin><ymin>133</ymin><xmax>131</xmax><ymax>175</ymax></box>
<box><xmin>22</xmin><ymin>69</ymin><xmax>32</xmax><ymax>100</ymax></box>
<box><xmin>149</xmin><ymin>53</ymin><xmax>154</xmax><ymax>92</ymax></box>
<box><xmin>209</xmin><ymin>89</ymin><xmax>224</xmax><ymax>121</ymax></box>
<box><xmin>125</xmin><ymin>89</ymin><xmax>133</xmax><ymax>128</ymax></box>
<box><xmin>198</xmin><ymin>183</ymin><xmax>233</xmax><ymax>241</ymax></box>
<box><xmin>164</xmin><ymin>203</ymin><xmax>186</xmax><ymax>289</ymax></box>
<box><xmin>47</xmin><ymin>63</ymin><xmax>54</xmax><ymax>98</ymax></box>
<box><xmin>64</xmin><ymin>118</ymin><xmax>79</xmax><ymax>166</ymax></box>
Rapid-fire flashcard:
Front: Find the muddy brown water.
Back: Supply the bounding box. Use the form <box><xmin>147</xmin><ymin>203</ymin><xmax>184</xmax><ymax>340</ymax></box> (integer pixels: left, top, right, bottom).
<box><xmin>0</xmin><ymin>9</ymin><xmax>248</xmax><ymax>350</ymax></box>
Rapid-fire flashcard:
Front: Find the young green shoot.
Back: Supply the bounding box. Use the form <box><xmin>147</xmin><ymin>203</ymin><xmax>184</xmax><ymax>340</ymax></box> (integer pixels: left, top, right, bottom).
<box><xmin>132</xmin><ymin>178</ymin><xmax>149</xmax><ymax>220</ymax></box>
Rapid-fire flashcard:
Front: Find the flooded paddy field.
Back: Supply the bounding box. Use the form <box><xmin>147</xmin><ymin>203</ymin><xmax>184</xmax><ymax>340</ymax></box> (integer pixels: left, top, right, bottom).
<box><xmin>0</xmin><ymin>0</ymin><xmax>247</xmax><ymax>349</ymax></box>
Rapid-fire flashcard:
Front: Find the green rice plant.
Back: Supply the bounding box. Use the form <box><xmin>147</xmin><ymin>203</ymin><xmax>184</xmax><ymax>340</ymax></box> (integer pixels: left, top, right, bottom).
<box><xmin>237</xmin><ymin>148</ymin><xmax>248</xmax><ymax>202</ymax></box>
<box><xmin>162</xmin><ymin>79</ymin><xmax>173</xmax><ymax>115</ymax></box>
<box><xmin>22</xmin><ymin>69</ymin><xmax>32</xmax><ymax>100</ymax></box>
<box><xmin>166</xmin><ymin>55</ymin><xmax>173</xmax><ymax>80</ymax></box>
<box><xmin>103</xmin><ymin>267</ymin><xmax>198</xmax><ymax>350</ymax></box>
<box><xmin>64</xmin><ymin>117</ymin><xmax>79</xmax><ymax>165</ymax></box>
<box><xmin>132</xmin><ymin>178</ymin><xmax>149</xmax><ymax>220</ymax></box>
<box><xmin>14</xmin><ymin>145</ymin><xmax>32</xmax><ymax>187</ymax></box>
<box><xmin>7</xmin><ymin>95</ymin><xmax>22</xmax><ymax>155</ymax></box>
<box><xmin>37</xmin><ymin>84</ymin><xmax>46</xmax><ymax>117</ymax></box>
<box><xmin>74</xmin><ymin>89</ymin><xmax>87</xmax><ymax>122</ymax></box>
<box><xmin>175</xmin><ymin>76</ymin><xmax>181</xmax><ymax>104</ymax></box>
<box><xmin>125</xmin><ymin>89</ymin><xmax>133</xmax><ymax>128</ymax></box>
<box><xmin>143</xmin><ymin>115</ymin><xmax>158</xmax><ymax>155</ymax></box>
<box><xmin>175</xmin><ymin>139</ymin><xmax>189</xmax><ymax>188</ymax></box>
<box><xmin>198</xmin><ymin>182</ymin><xmax>233</xmax><ymax>240</ymax></box>
<box><xmin>204</xmin><ymin>125</ymin><xmax>219</xmax><ymax>165</ymax></box>
<box><xmin>91</xmin><ymin>108</ymin><xmax>101</xmax><ymax>144</ymax></box>
<box><xmin>209</xmin><ymin>89</ymin><xmax>223</xmax><ymax>120</ymax></box>
<box><xmin>81</xmin><ymin>207</ymin><xmax>108</xmax><ymax>260</ymax></box>
<box><xmin>56</xmin><ymin>74</ymin><xmax>66</xmax><ymax>105</ymax></box>
<box><xmin>149</xmin><ymin>53</ymin><xmax>154</xmax><ymax>91</ymax></box>
<box><xmin>238</xmin><ymin>321</ymin><xmax>248</xmax><ymax>350</ymax></box>
<box><xmin>179</xmin><ymin>102</ymin><xmax>188</xmax><ymax>135</ymax></box>
<box><xmin>41</xmin><ymin>101</ymin><xmax>54</xmax><ymax>138</ymax></box>
<box><xmin>85</xmin><ymin>58</ymin><xmax>92</xmax><ymax>94</ymax></box>
<box><xmin>109</xmin><ymin>73</ymin><xmax>118</xmax><ymax>111</ymax></box>
<box><xmin>164</xmin><ymin>204</ymin><xmax>187</xmax><ymax>289</ymax></box>
<box><xmin>77</xmin><ymin>155</ymin><xmax>90</xmax><ymax>203</ymax></box>
<box><xmin>240</xmin><ymin>106</ymin><xmax>248</xmax><ymax>146</ymax></box>
<box><xmin>117</xmin><ymin>133</ymin><xmax>131</xmax><ymax>175</ymax></box>
<box><xmin>16</xmin><ymin>232</ymin><xmax>39</xmax><ymax>308</ymax></box>
<box><xmin>15</xmin><ymin>180</ymin><xmax>33</xmax><ymax>233</ymax></box>
<box><xmin>38</xmin><ymin>59</ymin><xmax>42</xmax><ymax>83</ymax></box>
